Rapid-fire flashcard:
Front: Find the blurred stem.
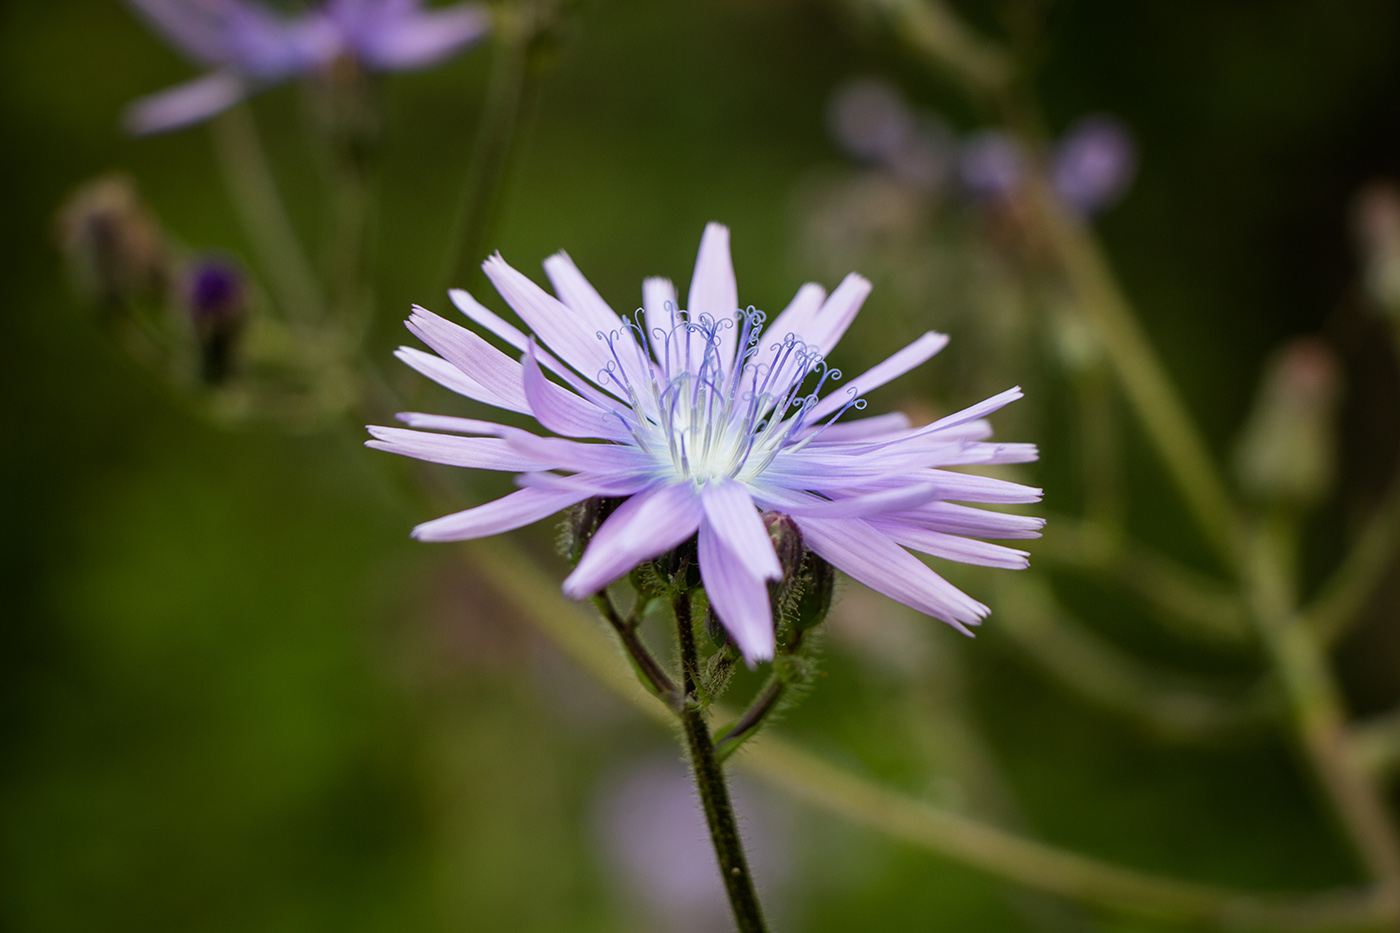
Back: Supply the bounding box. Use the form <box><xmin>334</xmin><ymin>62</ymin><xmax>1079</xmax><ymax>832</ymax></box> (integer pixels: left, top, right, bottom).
<box><xmin>1303</xmin><ymin>473</ymin><xmax>1400</xmax><ymax>645</ymax></box>
<box><xmin>1356</xmin><ymin>710</ymin><xmax>1400</xmax><ymax>781</ymax></box>
<box><xmin>1021</xmin><ymin>177</ymin><xmax>1242</xmax><ymax>570</ymax></box>
<box><xmin>1244</xmin><ymin>514</ymin><xmax>1400</xmax><ymax>897</ymax></box>
<box><xmin>462</xmin><ymin>536</ymin><xmax>1398</xmax><ymax>929</ymax></box>
<box><xmin>993</xmin><ymin>574</ymin><xmax>1271</xmax><ymax>741</ymax></box>
<box><xmin>210</xmin><ymin>106</ymin><xmax>325</xmax><ymax>324</ymax></box>
<box><xmin>1075</xmin><ymin>366</ymin><xmax>1124</xmax><ymax>532</ymax></box>
<box><xmin>441</xmin><ymin>13</ymin><xmax>543</xmax><ymax>290</ymax></box>
<box><xmin>855</xmin><ymin>0</ymin><xmax>1013</xmax><ymax>100</ymax></box>
<box><xmin>1036</xmin><ymin>515</ymin><xmax>1252</xmax><ymax>645</ymax></box>
<box><xmin>672</xmin><ymin>592</ymin><xmax>769</xmax><ymax>933</ymax></box>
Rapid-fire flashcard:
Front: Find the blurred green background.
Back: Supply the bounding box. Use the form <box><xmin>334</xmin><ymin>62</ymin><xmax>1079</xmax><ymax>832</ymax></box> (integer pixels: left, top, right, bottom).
<box><xmin>5</xmin><ymin>0</ymin><xmax>1400</xmax><ymax>930</ymax></box>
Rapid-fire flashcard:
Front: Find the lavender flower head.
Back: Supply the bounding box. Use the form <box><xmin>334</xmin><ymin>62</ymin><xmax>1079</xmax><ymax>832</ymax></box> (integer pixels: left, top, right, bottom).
<box><xmin>369</xmin><ymin>224</ymin><xmax>1042</xmax><ymax>663</ymax></box>
<box><xmin>1050</xmin><ymin>115</ymin><xmax>1138</xmax><ymax>216</ymax></box>
<box><xmin>124</xmin><ymin>0</ymin><xmax>491</xmax><ymax>134</ymax></box>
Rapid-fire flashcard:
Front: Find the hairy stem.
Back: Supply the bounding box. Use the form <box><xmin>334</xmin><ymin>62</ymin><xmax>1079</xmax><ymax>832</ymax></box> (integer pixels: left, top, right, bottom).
<box><xmin>591</xmin><ymin>592</ymin><xmax>677</xmax><ymax>704</ymax></box>
<box><xmin>674</xmin><ymin>593</ymin><xmax>768</xmax><ymax>933</ymax></box>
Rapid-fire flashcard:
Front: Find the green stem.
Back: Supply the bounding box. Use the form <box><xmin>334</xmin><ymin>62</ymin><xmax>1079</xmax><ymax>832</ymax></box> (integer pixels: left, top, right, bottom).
<box><xmin>1304</xmin><ymin>472</ymin><xmax>1400</xmax><ymax>645</ymax></box>
<box><xmin>1036</xmin><ymin>515</ymin><xmax>1251</xmax><ymax>645</ymax></box>
<box><xmin>210</xmin><ymin>106</ymin><xmax>325</xmax><ymax>324</ymax></box>
<box><xmin>590</xmin><ymin>593</ymin><xmax>678</xmax><ymax>705</ymax></box>
<box><xmin>461</xmin><ymin>537</ymin><xmax>1399</xmax><ymax>929</ymax></box>
<box><xmin>715</xmin><ymin>678</ymin><xmax>787</xmax><ymax>763</ymax></box>
<box><xmin>1244</xmin><ymin>517</ymin><xmax>1400</xmax><ymax>896</ymax></box>
<box><xmin>673</xmin><ymin>592</ymin><xmax>768</xmax><ymax>933</ymax></box>
<box><xmin>1023</xmin><ymin>178</ymin><xmax>1243</xmax><ymax>569</ymax></box>
<box><xmin>441</xmin><ymin>19</ymin><xmax>542</xmax><ymax>290</ymax></box>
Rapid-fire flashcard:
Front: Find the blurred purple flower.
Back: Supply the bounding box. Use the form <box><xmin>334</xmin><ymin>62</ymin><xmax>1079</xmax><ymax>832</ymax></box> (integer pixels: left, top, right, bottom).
<box><xmin>593</xmin><ymin>756</ymin><xmax>788</xmax><ymax>932</ymax></box>
<box><xmin>1050</xmin><ymin>115</ymin><xmax>1137</xmax><ymax>215</ymax></box>
<box><xmin>958</xmin><ymin>129</ymin><xmax>1024</xmax><ymax>202</ymax></box>
<box><xmin>124</xmin><ymin>0</ymin><xmax>490</xmax><ymax>134</ymax></box>
<box><xmin>827</xmin><ymin>79</ymin><xmax>956</xmax><ymax>193</ymax></box>
<box><xmin>828</xmin><ymin>78</ymin><xmax>915</xmax><ymax>165</ymax></box>
<box><xmin>368</xmin><ymin>223</ymin><xmax>1041</xmax><ymax>664</ymax></box>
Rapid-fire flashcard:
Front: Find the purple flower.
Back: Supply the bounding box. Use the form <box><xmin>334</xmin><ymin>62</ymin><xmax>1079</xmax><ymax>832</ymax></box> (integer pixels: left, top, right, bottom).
<box><xmin>369</xmin><ymin>224</ymin><xmax>1042</xmax><ymax>663</ymax></box>
<box><xmin>1050</xmin><ymin>115</ymin><xmax>1137</xmax><ymax>216</ymax></box>
<box><xmin>958</xmin><ymin>129</ymin><xmax>1025</xmax><ymax>202</ymax></box>
<box><xmin>124</xmin><ymin>0</ymin><xmax>490</xmax><ymax>134</ymax></box>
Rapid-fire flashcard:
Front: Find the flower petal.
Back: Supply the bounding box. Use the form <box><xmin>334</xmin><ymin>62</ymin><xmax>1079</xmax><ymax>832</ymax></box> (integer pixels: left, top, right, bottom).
<box><xmin>892</xmin><ymin>502</ymin><xmax>1046</xmax><ymax>539</ymax></box>
<box><xmin>544</xmin><ymin>252</ymin><xmax>651</xmax><ymax>387</ymax></box>
<box><xmin>405</xmin><ymin>306</ymin><xmax>531</xmax><ymax>412</ymax></box>
<box><xmin>123</xmin><ymin>71</ymin><xmax>251</xmax><ymax>135</ymax></box>
<box><xmin>516</xmin><ymin>471</ymin><xmax>656</xmax><ymax>497</ymax></box>
<box><xmin>352</xmin><ymin>3</ymin><xmax>489</xmax><ymax>70</ymax></box>
<box><xmin>563</xmin><ymin>483</ymin><xmax>703</xmax><ymax>598</ymax></box>
<box><xmin>870</xmin><ymin>520</ymin><xmax>1031</xmax><ymax>569</ymax></box>
<box><xmin>807</xmin><ymin>331</ymin><xmax>949</xmax><ymax>422</ymax></box>
<box><xmin>754</xmin><ymin>484</ymin><xmax>938</xmax><ymax>519</ymax></box>
<box><xmin>366</xmin><ymin>426</ymin><xmax>550</xmax><ymax>471</ymax></box>
<box><xmin>483</xmin><ymin>254</ymin><xmax>625</xmax><ymax>396</ymax></box>
<box><xmin>700</xmin><ymin>480</ymin><xmax>781</xmax><ymax>580</ymax></box>
<box><xmin>687</xmin><ymin>223</ymin><xmax>740</xmax><ymax>374</ymax></box>
<box><xmin>802</xmin><ymin>272</ymin><xmax>872</xmax><ymax>355</ymax></box>
<box><xmin>803</xmin><ymin>411</ymin><xmax>911</xmax><ymax>443</ymax></box>
<box><xmin>413</xmin><ymin>487</ymin><xmax>588</xmax><ymax>542</ymax></box>
<box><xmin>797</xmin><ymin>516</ymin><xmax>988</xmax><ymax>631</ymax></box>
<box><xmin>394</xmin><ymin>346</ymin><xmax>527</xmax><ymax>413</ymax></box>
<box><xmin>642</xmin><ymin>276</ymin><xmax>678</xmax><ymax>362</ymax></box>
<box><xmin>699</xmin><ymin>521</ymin><xmax>775</xmax><ymax>663</ymax></box>
<box><xmin>521</xmin><ymin>341</ymin><xmax>634</xmax><ymax>441</ymax></box>
<box><xmin>449</xmin><ymin>288</ymin><xmax>623</xmax><ymax>411</ymax></box>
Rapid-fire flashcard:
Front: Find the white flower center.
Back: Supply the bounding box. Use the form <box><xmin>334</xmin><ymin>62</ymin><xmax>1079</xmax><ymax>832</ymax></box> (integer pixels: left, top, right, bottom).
<box><xmin>596</xmin><ymin>307</ymin><xmax>863</xmax><ymax>485</ymax></box>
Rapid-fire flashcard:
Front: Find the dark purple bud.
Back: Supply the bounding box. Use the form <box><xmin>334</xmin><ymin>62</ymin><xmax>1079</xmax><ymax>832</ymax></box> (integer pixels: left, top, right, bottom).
<box><xmin>1050</xmin><ymin>115</ymin><xmax>1137</xmax><ymax>216</ymax></box>
<box><xmin>959</xmin><ymin>130</ymin><xmax>1024</xmax><ymax>201</ymax></box>
<box><xmin>184</xmin><ymin>256</ymin><xmax>246</xmax><ymax>384</ymax></box>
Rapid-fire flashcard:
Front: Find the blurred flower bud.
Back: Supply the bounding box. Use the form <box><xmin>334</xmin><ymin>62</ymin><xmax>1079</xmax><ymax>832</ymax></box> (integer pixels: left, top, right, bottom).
<box><xmin>56</xmin><ymin>174</ymin><xmax>169</xmax><ymax>309</ymax></box>
<box><xmin>1050</xmin><ymin>115</ymin><xmax>1137</xmax><ymax>216</ymax></box>
<box><xmin>793</xmin><ymin>552</ymin><xmax>835</xmax><ymax>632</ymax></box>
<box><xmin>185</xmin><ymin>256</ymin><xmax>246</xmax><ymax>384</ymax></box>
<box><xmin>959</xmin><ymin>130</ymin><xmax>1024</xmax><ymax>202</ymax></box>
<box><xmin>1353</xmin><ymin>181</ymin><xmax>1400</xmax><ymax>318</ymax></box>
<box><xmin>1233</xmin><ymin>338</ymin><xmax>1342</xmax><ymax>508</ymax></box>
<box><xmin>827</xmin><ymin>78</ymin><xmax>914</xmax><ymax>165</ymax></box>
<box><xmin>559</xmin><ymin>496</ymin><xmax>623</xmax><ymax>566</ymax></box>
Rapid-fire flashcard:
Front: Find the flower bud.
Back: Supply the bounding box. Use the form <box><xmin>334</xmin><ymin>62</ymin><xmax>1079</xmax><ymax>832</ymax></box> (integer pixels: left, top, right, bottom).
<box><xmin>793</xmin><ymin>552</ymin><xmax>835</xmax><ymax>632</ymax></box>
<box><xmin>56</xmin><ymin>174</ymin><xmax>168</xmax><ymax>309</ymax></box>
<box><xmin>1050</xmin><ymin>115</ymin><xmax>1136</xmax><ymax>216</ymax></box>
<box><xmin>1353</xmin><ymin>181</ymin><xmax>1400</xmax><ymax>318</ymax></box>
<box><xmin>762</xmin><ymin>512</ymin><xmax>805</xmax><ymax>584</ymax></box>
<box><xmin>1233</xmin><ymin>338</ymin><xmax>1342</xmax><ymax>508</ymax></box>
<box><xmin>185</xmin><ymin>256</ymin><xmax>246</xmax><ymax>385</ymax></box>
<box><xmin>559</xmin><ymin>497</ymin><xmax>623</xmax><ymax>566</ymax></box>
